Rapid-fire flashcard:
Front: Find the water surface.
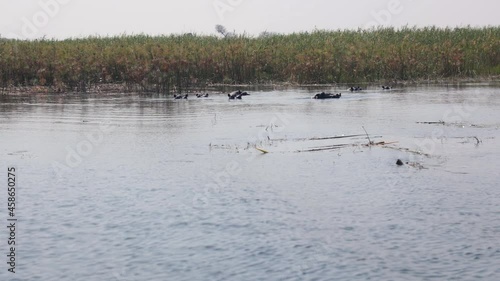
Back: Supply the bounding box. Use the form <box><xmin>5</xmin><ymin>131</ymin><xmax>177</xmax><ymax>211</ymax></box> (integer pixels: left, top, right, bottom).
<box><xmin>1</xmin><ymin>84</ymin><xmax>500</xmax><ymax>281</ymax></box>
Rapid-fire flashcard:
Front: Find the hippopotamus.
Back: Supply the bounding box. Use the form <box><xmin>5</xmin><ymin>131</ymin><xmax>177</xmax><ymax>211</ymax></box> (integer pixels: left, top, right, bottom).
<box><xmin>382</xmin><ymin>86</ymin><xmax>392</xmax><ymax>90</ymax></box>
<box><xmin>174</xmin><ymin>94</ymin><xmax>188</xmax><ymax>99</ymax></box>
<box><xmin>228</xmin><ymin>90</ymin><xmax>249</xmax><ymax>100</ymax></box>
<box><xmin>313</xmin><ymin>92</ymin><xmax>341</xmax><ymax>99</ymax></box>
<box><xmin>196</xmin><ymin>93</ymin><xmax>209</xmax><ymax>98</ymax></box>
<box><xmin>228</xmin><ymin>90</ymin><xmax>240</xmax><ymax>99</ymax></box>
<box><xmin>349</xmin><ymin>87</ymin><xmax>363</xmax><ymax>92</ymax></box>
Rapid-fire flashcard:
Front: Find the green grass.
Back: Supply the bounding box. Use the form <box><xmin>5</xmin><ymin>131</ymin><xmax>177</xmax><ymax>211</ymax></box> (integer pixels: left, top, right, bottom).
<box><xmin>0</xmin><ymin>26</ymin><xmax>499</xmax><ymax>93</ymax></box>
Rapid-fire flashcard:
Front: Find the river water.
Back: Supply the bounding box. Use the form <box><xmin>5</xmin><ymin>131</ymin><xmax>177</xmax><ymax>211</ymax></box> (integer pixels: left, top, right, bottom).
<box><xmin>1</xmin><ymin>84</ymin><xmax>500</xmax><ymax>281</ymax></box>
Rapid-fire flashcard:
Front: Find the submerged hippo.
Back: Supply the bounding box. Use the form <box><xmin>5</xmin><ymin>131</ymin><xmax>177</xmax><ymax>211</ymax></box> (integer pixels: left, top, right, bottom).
<box><xmin>349</xmin><ymin>86</ymin><xmax>363</xmax><ymax>92</ymax></box>
<box><xmin>228</xmin><ymin>90</ymin><xmax>250</xmax><ymax>100</ymax></box>
<box><xmin>228</xmin><ymin>90</ymin><xmax>241</xmax><ymax>99</ymax></box>
<box><xmin>313</xmin><ymin>92</ymin><xmax>342</xmax><ymax>99</ymax></box>
<box><xmin>196</xmin><ymin>93</ymin><xmax>209</xmax><ymax>98</ymax></box>
<box><xmin>174</xmin><ymin>94</ymin><xmax>188</xmax><ymax>99</ymax></box>
<box><xmin>382</xmin><ymin>86</ymin><xmax>392</xmax><ymax>90</ymax></box>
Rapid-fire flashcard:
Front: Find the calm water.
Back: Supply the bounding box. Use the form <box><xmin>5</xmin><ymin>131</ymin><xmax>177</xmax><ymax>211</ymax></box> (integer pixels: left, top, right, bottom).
<box><xmin>1</xmin><ymin>84</ymin><xmax>500</xmax><ymax>281</ymax></box>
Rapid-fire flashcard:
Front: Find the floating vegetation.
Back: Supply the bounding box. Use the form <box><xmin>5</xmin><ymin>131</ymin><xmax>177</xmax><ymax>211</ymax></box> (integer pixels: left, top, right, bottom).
<box><xmin>417</xmin><ymin>121</ymin><xmax>447</xmax><ymax>125</ymax></box>
<box><xmin>255</xmin><ymin>147</ymin><xmax>269</xmax><ymax>154</ymax></box>
<box><xmin>457</xmin><ymin>136</ymin><xmax>483</xmax><ymax>146</ymax></box>
<box><xmin>417</xmin><ymin>121</ymin><xmax>496</xmax><ymax>129</ymax></box>
<box><xmin>381</xmin><ymin>145</ymin><xmax>432</xmax><ymax>157</ymax></box>
<box><xmin>295</xmin><ymin>140</ymin><xmax>400</xmax><ymax>153</ymax></box>
<box><xmin>209</xmin><ymin>129</ymin><xmax>433</xmax><ymax>168</ymax></box>
<box><xmin>271</xmin><ymin>134</ymin><xmax>368</xmax><ymax>142</ymax></box>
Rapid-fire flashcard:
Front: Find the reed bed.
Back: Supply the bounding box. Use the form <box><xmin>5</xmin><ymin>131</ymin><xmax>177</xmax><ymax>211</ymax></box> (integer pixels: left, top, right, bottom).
<box><xmin>0</xmin><ymin>26</ymin><xmax>499</xmax><ymax>93</ymax></box>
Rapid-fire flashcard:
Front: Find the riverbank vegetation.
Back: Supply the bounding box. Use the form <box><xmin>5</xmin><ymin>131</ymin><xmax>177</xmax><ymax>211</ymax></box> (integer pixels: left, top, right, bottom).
<box><xmin>0</xmin><ymin>26</ymin><xmax>499</xmax><ymax>93</ymax></box>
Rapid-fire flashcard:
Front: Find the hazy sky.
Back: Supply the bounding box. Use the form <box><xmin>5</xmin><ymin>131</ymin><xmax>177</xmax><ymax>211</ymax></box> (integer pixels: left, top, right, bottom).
<box><xmin>1</xmin><ymin>0</ymin><xmax>499</xmax><ymax>39</ymax></box>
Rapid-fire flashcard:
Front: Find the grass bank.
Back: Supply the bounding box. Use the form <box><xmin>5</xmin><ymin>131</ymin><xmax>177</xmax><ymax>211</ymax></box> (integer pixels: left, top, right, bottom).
<box><xmin>1</xmin><ymin>26</ymin><xmax>499</xmax><ymax>93</ymax></box>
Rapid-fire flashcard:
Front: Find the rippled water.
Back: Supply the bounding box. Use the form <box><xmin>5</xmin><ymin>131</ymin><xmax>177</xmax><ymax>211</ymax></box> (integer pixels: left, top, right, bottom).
<box><xmin>1</xmin><ymin>84</ymin><xmax>500</xmax><ymax>281</ymax></box>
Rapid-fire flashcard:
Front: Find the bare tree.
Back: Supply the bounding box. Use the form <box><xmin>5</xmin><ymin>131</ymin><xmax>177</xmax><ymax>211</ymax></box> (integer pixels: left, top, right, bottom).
<box><xmin>215</xmin><ymin>25</ymin><xmax>228</xmax><ymax>37</ymax></box>
<box><xmin>215</xmin><ymin>25</ymin><xmax>237</xmax><ymax>38</ymax></box>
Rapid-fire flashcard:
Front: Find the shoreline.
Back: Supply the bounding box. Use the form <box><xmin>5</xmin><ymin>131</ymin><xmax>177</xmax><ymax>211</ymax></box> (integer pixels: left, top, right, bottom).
<box><xmin>2</xmin><ymin>27</ymin><xmax>499</xmax><ymax>94</ymax></box>
<box><xmin>1</xmin><ymin>76</ymin><xmax>499</xmax><ymax>96</ymax></box>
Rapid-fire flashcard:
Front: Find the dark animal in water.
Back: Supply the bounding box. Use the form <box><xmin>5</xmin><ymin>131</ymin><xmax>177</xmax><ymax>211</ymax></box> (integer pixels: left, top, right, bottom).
<box><xmin>313</xmin><ymin>92</ymin><xmax>342</xmax><ymax>99</ymax></box>
<box><xmin>174</xmin><ymin>94</ymin><xmax>188</xmax><ymax>99</ymax></box>
<box><xmin>196</xmin><ymin>93</ymin><xmax>209</xmax><ymax>98</ymax></box>
<box><xmin>228</xmin><ymin>90</ymin><xmax>249</xmax><ymax>100</ymax></box>
<box><xmin>350</xmin><ymin>87</ymin><xmax>363</xmax><ymax>92</ymax></box>
<box><xmin>382</xmin><ymin>86</ymin><xmax>392</xmax><ymax>90</ymax></box>
<box><xmin>228</xmin><ymin>90</ymin><xmax>241</xmax><ymax>99</ymax></box>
